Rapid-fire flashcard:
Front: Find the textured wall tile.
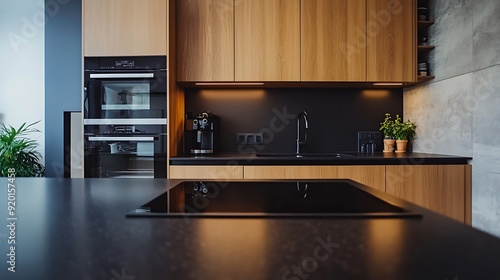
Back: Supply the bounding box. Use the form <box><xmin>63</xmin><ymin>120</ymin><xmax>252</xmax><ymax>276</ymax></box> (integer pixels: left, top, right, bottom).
<box><xmin>408</xmin><ymin>0</ymin><xmax>500</xmax><ymax>238</ymax></box>
<box><xmin>429</xmin><ymin>0</ymin><xmax>474</xmax><ymax>81</ymax></box>
<box><xmin>404</xmin><ymin>74</ymin><xmax>473</xmax><ymax>156</ymax></box>
<box><xmin>472</xmin><ymin>170</ymin><xmax>500</xmax><ymax>238</ymax></box>
<box><xmin>472</xmin><ymin>65</ymin><xmax>500</xmax><ymax>173</ymax></box>
<box><xmin>473</xmin><ymin>0</ymin><xmax>500</xmax><ymax>70</ymax></box>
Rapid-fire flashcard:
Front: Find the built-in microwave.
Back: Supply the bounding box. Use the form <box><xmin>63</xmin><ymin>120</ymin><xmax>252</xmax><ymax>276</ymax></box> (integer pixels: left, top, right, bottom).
<box><xmin>83</xmin><ymin>56</ymin><xmax>167</xmax><ymax>124</ymax></box>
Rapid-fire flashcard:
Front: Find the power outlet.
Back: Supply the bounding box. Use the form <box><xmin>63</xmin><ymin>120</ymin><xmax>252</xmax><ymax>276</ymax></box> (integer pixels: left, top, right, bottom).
<box><xmin>236</xmin><ymin>133</ymin><xmax>247</xmax><ymax>144</ymax></box>
<box><xmin>254</xmin><ymin>133</ymin><xmax>263</xmax><ymax>144</ymax></box>
<box><xmin>236</xmin><ymin>133</ymin><xmax>264</xmax><ymax>145</ymax></box>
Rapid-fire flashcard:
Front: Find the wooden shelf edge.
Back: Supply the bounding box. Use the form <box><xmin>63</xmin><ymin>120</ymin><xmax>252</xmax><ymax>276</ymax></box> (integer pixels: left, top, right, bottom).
<box><xmin>405</xmin><ymin>76</ymin><xmax>435</xmax><ymax>87</ymax></box>
<box><xmin>418</xmin><ymin>20</ymin><xmax>435</xmax><ymax>28</ymax></box>
<box><xmin>418</xmin><ymin>75</ymin><xmax>435</xmax><ymax>81</ymax></box>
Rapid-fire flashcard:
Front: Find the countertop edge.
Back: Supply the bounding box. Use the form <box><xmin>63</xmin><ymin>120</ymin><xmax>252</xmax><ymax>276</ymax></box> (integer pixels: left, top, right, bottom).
<box><xmin>169</xmin><ymin>153</ymin><xmax>472</xmax><ymax>166</ymax></box>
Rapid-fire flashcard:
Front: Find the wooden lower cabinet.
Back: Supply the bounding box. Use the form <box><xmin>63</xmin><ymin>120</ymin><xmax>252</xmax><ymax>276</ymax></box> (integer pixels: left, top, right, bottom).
<box><xmin>243</xmin><ymin>165</ymin><xmax>385</xmax><ymax>191</ymax></box>
<box><xmin>169</xmin><ymin>164</ymin><xmax>471</xmax><ymax>224</ymax></box>
<box><xmin>243</xmin><ymin>165</ymin><xmax>338</xmax><ymax>180</ymax></box>
<box><xmin>338</xmin><ymin>166</ymin><xmax>385</xmax><ymax>192</ymax></box>
<box><xmin>169</xmin><ymin>165</ymin><xmax>244</xmax><ymax>180</ymax></box>
<box><xmin>386</xmin><ymin>165</ymin><xmax>471</xmax><ymax>224</ymax></box>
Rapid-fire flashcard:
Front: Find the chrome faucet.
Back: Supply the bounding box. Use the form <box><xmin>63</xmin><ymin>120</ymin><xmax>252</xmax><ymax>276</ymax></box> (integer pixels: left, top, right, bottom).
<box><xmin>296</xmin><ymin>111</ymin><xmax>309</xmax><ymax>156</ymax></box>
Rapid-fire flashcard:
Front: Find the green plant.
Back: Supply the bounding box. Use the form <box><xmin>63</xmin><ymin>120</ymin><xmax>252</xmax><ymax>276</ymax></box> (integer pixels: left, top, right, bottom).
<box><xmin>392</xmin><ymin>114</ymin><xmax>417</xmax><ymax>140</ymax></box>
<box><xmin>0</xmin><ymin>121</ymin><xmax>45</xmax><ymax>177</ymax></box>
<box><xmin>379</xmin><ymin>113</ymin><xmax>395</xmax><ymax>139</ymax></box>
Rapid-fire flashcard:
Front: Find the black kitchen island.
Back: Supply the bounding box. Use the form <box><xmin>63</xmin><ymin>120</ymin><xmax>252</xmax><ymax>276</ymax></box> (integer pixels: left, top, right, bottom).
<box><xmin>1</xmin><ymin>178</ymin><xmax>499</xmax><ymax>280</ymax></box>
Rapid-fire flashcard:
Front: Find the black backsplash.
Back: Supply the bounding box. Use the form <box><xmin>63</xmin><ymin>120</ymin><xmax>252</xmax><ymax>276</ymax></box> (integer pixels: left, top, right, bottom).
<box><xmin>185</xmin><ymin>88</ymin><xmax>403</xmax><ymax>154</ymax></box>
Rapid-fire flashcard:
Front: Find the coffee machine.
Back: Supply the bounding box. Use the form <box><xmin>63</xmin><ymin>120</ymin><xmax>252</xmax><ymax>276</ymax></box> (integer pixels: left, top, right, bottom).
<box><xmin>185</xmin><ymin>111</ymin><xmax>220</xmax><ymax>154</ymax></box>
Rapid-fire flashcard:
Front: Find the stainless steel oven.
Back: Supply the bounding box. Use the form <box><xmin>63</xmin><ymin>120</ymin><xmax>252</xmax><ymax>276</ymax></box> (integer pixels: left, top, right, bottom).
<box><xmin>84</xmin><ymin>56</ymin><xmax>167</xmax><ymax>123</ymax></box>
<box><xmin>84</xmin><ymin>124</ymin><xmax>167</xmax><ymax>178</ymax></box>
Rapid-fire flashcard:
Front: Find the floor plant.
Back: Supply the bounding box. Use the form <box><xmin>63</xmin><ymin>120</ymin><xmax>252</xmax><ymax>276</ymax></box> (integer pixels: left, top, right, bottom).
<box><xmin>0</xmin><ymin>121</ymin><xmax>45</xmax><ymax>177</ymax></box>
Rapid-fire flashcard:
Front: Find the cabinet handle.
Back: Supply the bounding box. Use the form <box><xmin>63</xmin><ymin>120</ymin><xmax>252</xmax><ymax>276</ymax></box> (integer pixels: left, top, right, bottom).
<box><xmin>88</xmin><ymin>136</ymin><xmax>156</xmax><ymax>142</ymax></box>
<box><xmin>89</xmin><ymin>73</ymin><xmax>154</xmax><ymax>79</ymax></box>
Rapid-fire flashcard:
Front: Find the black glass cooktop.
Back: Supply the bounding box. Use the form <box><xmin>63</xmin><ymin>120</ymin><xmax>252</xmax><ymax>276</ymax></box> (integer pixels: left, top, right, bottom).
<box><xmin>127</xmin><ymin>180</ymin><xmax>421</xmax><ymax>218</ymax></box>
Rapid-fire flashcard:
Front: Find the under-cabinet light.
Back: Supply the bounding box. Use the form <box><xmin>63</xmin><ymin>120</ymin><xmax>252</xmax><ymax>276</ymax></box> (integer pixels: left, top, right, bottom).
<box><xmin>194</xmin><ymin>82</ymin><xmax>265</xmax><ymax>86</ymax></box>
<box><xmin>372</xmin><ymin>83</ymin><xmax>404</xmax><ymax>86</ymax></box>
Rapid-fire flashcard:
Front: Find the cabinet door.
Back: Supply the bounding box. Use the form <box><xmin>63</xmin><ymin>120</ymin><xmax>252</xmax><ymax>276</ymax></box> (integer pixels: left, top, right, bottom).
<box><xmin>235</xmin><ymin>0</ymin><xmax>300</xmax><ymax>81</ymax></box>
<box><xmin>177</xmin><ymin>0</ymin><xmax>234</xmax><ymax>82</ymax></box>
<box><xmin>170</xmin><ymin>166</ymin><xmax>244</xmax><ymax>180</ymax></box>
<box><xmin>386</xmin><ymin>165</ymin><xmax>466</xmax><ymax>222</ymax></box>
<box><xmin>338</xmin><ymin>166</ymin><xmax>385</xmax><ymax>192</ymax></box>
<box><xmin>301</xmin><ymin>0</ymin><xmax>366</xmax><ymax>81</ymax></box>
<box><xmin>243</xmin><ymin>166</ymin><xmax>339</xmax><ymax>179</ymax></box>
<box><xmin>243</xmin><ymin>165</ymin><xmax>385</xmax><ymax>191</ymax></box>
<box><xmin>366</xmin><ymin>0</ymin><xmax>416</xmax><ymax>82</ymax></box>
<box><xmin>83</xmin><ymin>0</ymin><xmax>167</xmax><ymax>56</ymax></box>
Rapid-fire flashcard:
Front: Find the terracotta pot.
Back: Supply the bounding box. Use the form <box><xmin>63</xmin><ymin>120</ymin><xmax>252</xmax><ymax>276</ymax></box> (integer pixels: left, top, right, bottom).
<box><xmin>383</xmin><ymin>139</ymin><xmax>396</xmax><ymax>152</ymax></box>
<box><xmin>396</xmin><ymin>140</ymin><xmax>408</xmax><ymax>153</ymax></box>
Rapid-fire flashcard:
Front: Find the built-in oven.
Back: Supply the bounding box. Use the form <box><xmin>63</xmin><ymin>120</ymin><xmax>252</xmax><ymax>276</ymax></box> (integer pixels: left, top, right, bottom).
<box><xmin>83</xmin><ymin>56</ymin><xmax>167</xmax><ymax>122</ymax></box>
<box><xmin>83</xmin><ymin>56</ymin><xmax>168</xmax><ymax>178</ymax></box>
<box><xmin>84</xmin><ymin>124</ymin><xmax>167</xmax><ymax>178</ymax></box>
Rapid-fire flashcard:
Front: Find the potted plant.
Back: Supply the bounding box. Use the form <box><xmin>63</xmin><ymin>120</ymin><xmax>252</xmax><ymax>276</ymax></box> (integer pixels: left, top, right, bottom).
<box><xmin>392</xmin><ymin>115</ymin><xmax>417</xmax><ymax>153</ymax></box>
<box><xmin>379</xmin><ymin>113</ymin><xmax>396</xmax><ymax>152</ymax></box>
<box><xmin>0</xmin><ymin>121</ymin><xmax>45</xmax><ymax>177</ymax></box>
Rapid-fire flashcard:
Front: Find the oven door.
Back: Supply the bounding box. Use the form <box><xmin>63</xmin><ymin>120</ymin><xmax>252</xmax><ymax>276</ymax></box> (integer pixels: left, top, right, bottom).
<box><xmin>84</xmin><ymin>70</ymin><xmax>167</xmax><ymax>121</ymax></box>
<box><xmin>84</xmin><ymin>134</ymin><xmax>167</xmax><ymax>178</ymax></box>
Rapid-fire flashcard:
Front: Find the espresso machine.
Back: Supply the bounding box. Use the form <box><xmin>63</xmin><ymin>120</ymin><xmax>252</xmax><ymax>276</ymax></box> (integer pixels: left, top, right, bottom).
<box><xmin>185</xmin><ymin>111</ymin><xmax>220</xmax><ymax>154</ymax></box>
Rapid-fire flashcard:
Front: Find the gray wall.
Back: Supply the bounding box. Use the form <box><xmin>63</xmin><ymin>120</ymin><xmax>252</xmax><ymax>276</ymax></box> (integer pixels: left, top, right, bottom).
<box><xmin>0</xmin><ymin>0</ymin><xmax>45</xmax><ymax>162</ymax></box>
<box><xmin>404</xmin><ymin>0</ymin><xmax>500</xmax><ymax>236</ymax></box>
<box><xmin>44</xmin><ymin>0</ymin><xmax>82</xmax><ymax>178</ymax></box>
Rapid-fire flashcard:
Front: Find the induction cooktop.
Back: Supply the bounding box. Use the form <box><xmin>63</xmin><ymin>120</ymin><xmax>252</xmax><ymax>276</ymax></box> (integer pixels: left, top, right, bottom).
<box><xmin>127</xmin><ymin>180</ymin><xmax>422</xmax><ymax>218</ymax></box>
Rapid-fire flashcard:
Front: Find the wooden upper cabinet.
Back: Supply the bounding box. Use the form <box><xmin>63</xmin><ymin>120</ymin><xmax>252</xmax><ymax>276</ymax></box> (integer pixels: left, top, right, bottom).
<box><xmin>235</xmin><ymin>0</ymin><xmax>300</xmax><ymax>81</ymax></box>
<box><xmin>301</xmin><ymin>0</ymin><xmax>367</xmax><ymax>81</ymax></box>
<box><xmin>177</xmin><ymin>0</ymin><xmax>234</xmax><ymax>82</ymax></box>
<box><xmin>367</xmin><ymin>0</ymin><xmax>416</xmax><ymax>82</ymax></box>
<box><xmin>83</xmin><ymin>0</ymin><xmax>167</xmax><ymax>56</ymax></box>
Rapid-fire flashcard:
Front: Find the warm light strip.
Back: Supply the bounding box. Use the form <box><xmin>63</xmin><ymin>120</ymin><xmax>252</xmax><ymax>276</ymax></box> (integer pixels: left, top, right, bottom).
<box><xmin>372</xmin><ymin>83</ymin><xmax>404</xmax><ymax>86</ymax></box>
<box><xmin>194</xmin><ymin>82</ymin><xmax>265</xmax><ymax>86</ymax></box>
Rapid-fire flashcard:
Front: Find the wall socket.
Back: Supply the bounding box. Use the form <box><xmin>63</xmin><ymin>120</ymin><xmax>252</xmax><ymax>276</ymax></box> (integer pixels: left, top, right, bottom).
<box><xmin>236</xmin><ymin>133</ymin><xmax>264</xmax><ymax>145</ymax></box>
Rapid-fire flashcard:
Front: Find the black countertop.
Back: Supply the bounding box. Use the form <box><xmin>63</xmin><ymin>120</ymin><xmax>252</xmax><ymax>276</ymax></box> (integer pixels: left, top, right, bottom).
<box><xmin>170</xmin><ymin>152</ymin><xmax>472</xmax><ymax>165</ymax></box>
<box><xmin>1</xmin><ymin>178</ymin><xmax>499</xmax><ymax>280</ymax></box>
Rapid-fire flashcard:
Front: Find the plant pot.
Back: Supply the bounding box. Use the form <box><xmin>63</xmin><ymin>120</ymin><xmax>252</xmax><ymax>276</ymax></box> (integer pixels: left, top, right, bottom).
<box><xmin>396</xmin><ymin>140</ymin><xmax>408</xmax><ymax>153</ymax></box>
<box><xmin>383</xmin><ymin>139</ymin><xmax>396</xmax><ymax>152</ymax></box>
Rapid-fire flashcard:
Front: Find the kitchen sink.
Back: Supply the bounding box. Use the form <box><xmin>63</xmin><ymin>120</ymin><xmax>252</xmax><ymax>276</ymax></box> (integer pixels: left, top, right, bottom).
<box><xmin>255</xmin><ymin>152</ymin><xmax>356</xmax><ymax>158</ymax></box>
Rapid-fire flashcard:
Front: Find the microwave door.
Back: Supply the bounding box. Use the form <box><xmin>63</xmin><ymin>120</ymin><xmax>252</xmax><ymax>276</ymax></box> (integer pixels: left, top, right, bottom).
<box><xmin>101</xmin><ymin>81</ymin><xmax>151</xmax><ymax>119</ymax></box>
<box><xmin>88</xmin><ymin>74</ymin><xmax>155</xmax><ymax>119</ymax></box>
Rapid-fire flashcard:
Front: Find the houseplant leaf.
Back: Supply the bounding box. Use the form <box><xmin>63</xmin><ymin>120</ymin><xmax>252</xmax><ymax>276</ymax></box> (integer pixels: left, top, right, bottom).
<box><xmin>0</xmin><ymin>121</ymin><xmax>45</xmax><ymax>177</ymax></box>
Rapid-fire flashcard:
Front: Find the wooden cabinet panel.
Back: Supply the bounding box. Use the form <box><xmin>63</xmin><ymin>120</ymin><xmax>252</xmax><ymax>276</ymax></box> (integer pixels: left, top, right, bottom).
<box><xmin>170</xmin><ymin>165</ymin><xmax>244</xmax><ymax>180</ymax></box>
<box><xmin>386</xmin><ymin>165</ymin><xmax>466</xmax><ymax>222</ymax></box>
<box><xmin>244</xmin><ymin>166</ymin><xmax>338</xmax><ymax>179</ymax></box>
<box><xmin>338</xmin><ymin>166</ymin><xmax>385</xmax><ymax>192</ymax></box>
<box><xmin>235</xmin><ymin>0</ymin><xmax>300</xmax><ymax>81</ymax></box>
<box><xmin>83</xmin><ymin>0</ymin><xmax>167</xmax><ymax>56</ymax></box>
<box><xmin>243</xmin><ymin>165</ymin><xmax>385</xmax><ymax>191</ymax></box>
<box><xmin>177</xmin><ymin>0</ymin><xmax>234</xmax><ymax>81</ymax></box>
<box><xmin>366</xmin><ymin>0</ymin><xmax>416</xmax><ymax>82</ymax></box>
<box><xmin>301</xmin><ymin>0</ymin><xmax>367</xmax><ymax>81</ymax></box>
